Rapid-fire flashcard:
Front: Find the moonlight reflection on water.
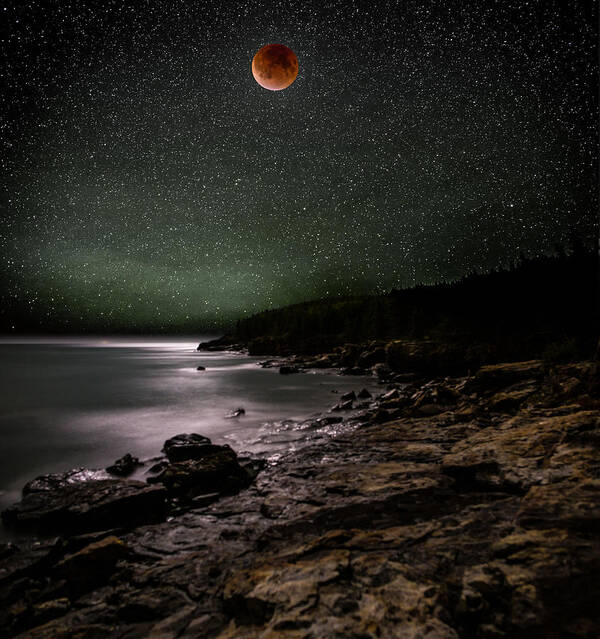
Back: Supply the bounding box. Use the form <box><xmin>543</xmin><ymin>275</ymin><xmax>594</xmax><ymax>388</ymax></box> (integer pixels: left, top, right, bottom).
<box><xmin>0</xmin><ymin>336</ymin><xmax>379</xmax><ymax>519</ymax></box>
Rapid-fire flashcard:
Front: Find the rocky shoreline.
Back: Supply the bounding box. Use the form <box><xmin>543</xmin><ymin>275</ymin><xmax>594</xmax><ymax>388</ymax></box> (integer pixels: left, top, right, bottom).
<box><xmin>1</xmin><ymin>352</ymin><xmax>599</xmax><ymax>637</ymax></box>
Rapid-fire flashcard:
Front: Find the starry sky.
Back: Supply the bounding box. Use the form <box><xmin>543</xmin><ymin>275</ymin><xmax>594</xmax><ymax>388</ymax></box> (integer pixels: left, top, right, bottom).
<box><xmin>0</xmin><ymin>0</ymin><xmax>597</xmax><ymax>332</ymax></box>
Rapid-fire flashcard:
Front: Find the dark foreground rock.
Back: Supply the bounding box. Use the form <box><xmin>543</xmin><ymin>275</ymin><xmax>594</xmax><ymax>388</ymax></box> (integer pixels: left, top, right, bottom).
<box><xmin>1</xmin><ymin>479</ymin><xmax>167</xmax><ymax>536</ymax></box>
<box><xmin>149</xmin><ymin>444</ymin><xmax>251</xmax><ymax>498</ymax></box>
<box><xmin>106</xmin><ymin>453</ymin><xmax>142</xmax><ymax>476</ymax></box>
<box><xmin>163</xmin><ymin>433</ymin><xmax>213</xmax><ymax>462</ymax></box>
<box><xmin>1</xmin><ymin>360</ymin><xmax>599</xmax><ymax>638</ymax></box>
<box><xmin>279</xmin><ymin>365</ymin><xmax>300</xmax><ymax>375</ymax></box>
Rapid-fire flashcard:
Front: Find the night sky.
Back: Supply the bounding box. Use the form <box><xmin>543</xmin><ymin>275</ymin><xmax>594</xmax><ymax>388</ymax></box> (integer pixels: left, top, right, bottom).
<box><xmin>1</xmin><ymin>0</ymin><xmax>597</xmax><ymax>332</ymax></box>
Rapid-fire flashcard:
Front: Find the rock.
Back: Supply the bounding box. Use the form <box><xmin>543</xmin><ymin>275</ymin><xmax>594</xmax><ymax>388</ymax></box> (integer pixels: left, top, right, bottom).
<box><xmin>442</xmin><ymin>410</ymin><xmax>600</xmax><ymax>493</ymax></box>
<box><xmin>239</xmin><ymin>457</ymin><xmax>267</xmax><ymax>483</ymax></box>
<box><xmin>331</xmin><ymin>399</ymin><xmax>353</xmax><ymax>412</ymax></box>
<box><xmin>148</xmin><ymin>445</ymin><xmax>249</xmax><ymax>498</ymax></box>
<box><xmin>381</xmin><ymin>388</ymin><xmax>400</xmax><ymax>400</ymax></box>
<box><xmin>279</xmin><ymin>365</ymin><xmax>300</xmax><ymax>375</ymax></box>
<box><xmin>226</xmin><ymin>408</ymin><xmax>246</xmax><ymax>418</ymax></box>
<box><xmin>357</xmin><ymin>346</ymin><xmax>387</xmax><ymax>368</ymax></box>
<box><xmin>340</xmin><ymin>391</ymin><xmax>356</xmax><ymax>401</ymax></box>
<box><xmin>53</xmin><ymin>536</ymin><xmax>129</xmax><ymax>592</ymax></box>
<box><xmin>190</xmin><ymin>493</ymin><xmax>222</xmax><ymax>508</ymax></box>
<box><xmin>466</xmin><ymin>360</ymin><xmax>546</xmax><ymax>393</ymax></box>
<box><xmin>197</xmin><ymin>335</ymin><xmax>240</xmax><ymax>351</ymax></box>
<box><xmin>1</xmin><ymin>479</ymin><xmax>167</xmax><ymax>535</ymax></box>
<box><xmin>2</xmin><ymin>359</ymin><xmax>599</xmax><ymax>638</ymax></box>
<box><xmin>196</xmin><ymin>365</ymin><xmax>206</xmax><ymax>371</ymax></box>
<box><xmin>393</xmin><ymin>372</ymin><xmax>419</xmax><ymax>383</ymax></box>
<box><xmin>23</xmin><ymin>468</ymin><xmax>111</xmax><ymax>495</ymax></box>
<box><xmin>357</xmin><ymin>388</ymin><xmax>372</xmax><ymax>399</ymax></box>
<box><xmin>147</xmin><ymin>460</ymin><xmax>169</xmax><ymax>475</ymax></box>
<box><xmin>385</xmin><ymin>339</ymin><xmax>471</xmax><ymax>375</ymax></box>
<box><xmin>106</xmin><ymin>453</ymin><xmax>142</xmax><ymax>477</ymax></box>
<box><xmin>487</xmin><ymin>385</ymin><xmax>537</xmax><ymax>412</ymax></box>
<box><xmin>259</xmin><ymin>359</ymin><xmax>279</xmax><ymax>368</ymax></box>
<box><xmin>372</xmin><ymin>363</ymin><xmax>393</xmax><ymax>380</ymax></box>
<box><xmin>341</xmin><ymin>367</ymin><xmax>367</xmax><ymax>376</ymax></box>
<box><xmin>0</xmin><ymin>537</ymin><xmax>63</xmax><ymax>588</ymax></box>
<box><xmin>163</xmin><ymin>433</ymin><xmax>213</xmax><ymax>462</ymax></box>
<box><xmin>335</xmin><ymin>343</ymin><xmax>361</xmax><ymax>367</ymax></box>
<box><xmin>316</xmin><ymin>415</ymin><xmax>344</xmax><ymax>425</ymax></box>
<box><xmin>305</xmin><ymin>354</ymin><xmax>337</xmax><ymax>369</ymax></box>
<box><xmin>516</xmin><ymin>480</ymin><xmax>600</xmax><ymax>532</ymax></box>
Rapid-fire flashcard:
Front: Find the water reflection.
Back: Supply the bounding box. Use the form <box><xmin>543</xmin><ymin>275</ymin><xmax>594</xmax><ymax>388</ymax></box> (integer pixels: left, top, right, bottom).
<box><xmin>0</xmin><ymin>337</ymin><xmax>380</xmax><ymax>514</ymax></box>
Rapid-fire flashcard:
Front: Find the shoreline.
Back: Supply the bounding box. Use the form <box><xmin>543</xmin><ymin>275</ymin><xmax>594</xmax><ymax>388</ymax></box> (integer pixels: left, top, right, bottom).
<box><xmin>1</xmin><ymin>355</ymin><xmax>599</xmax><ymax>637</ymax></box>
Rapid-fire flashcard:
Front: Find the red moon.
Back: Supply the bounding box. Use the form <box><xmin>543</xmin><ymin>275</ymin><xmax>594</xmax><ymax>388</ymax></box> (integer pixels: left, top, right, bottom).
<box><xmin>252</xmin><ymin>44</ymin><xmax>298</xmax><ymax>91</ymax></box>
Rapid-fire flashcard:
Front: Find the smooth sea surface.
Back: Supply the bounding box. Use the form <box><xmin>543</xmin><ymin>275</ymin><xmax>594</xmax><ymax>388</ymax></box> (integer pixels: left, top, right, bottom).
<box><xmin>0</xmin><ymin>336</ymin><xmax>380</xmax><ymax>535</ymax></box>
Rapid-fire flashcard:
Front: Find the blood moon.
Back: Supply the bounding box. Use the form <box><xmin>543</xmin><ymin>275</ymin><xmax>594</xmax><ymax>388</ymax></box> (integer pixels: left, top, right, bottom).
<box><xmin>252</xmin><ymin>44</ymin><xmax>298</xmax><ymax>91</ymax></box>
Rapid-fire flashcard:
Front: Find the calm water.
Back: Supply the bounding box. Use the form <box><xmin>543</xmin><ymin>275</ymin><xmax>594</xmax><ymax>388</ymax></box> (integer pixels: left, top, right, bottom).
<box><xmin>0</xmin><ymin>336</ymin><xmax>379</xmax><ymax>525</ymax></box>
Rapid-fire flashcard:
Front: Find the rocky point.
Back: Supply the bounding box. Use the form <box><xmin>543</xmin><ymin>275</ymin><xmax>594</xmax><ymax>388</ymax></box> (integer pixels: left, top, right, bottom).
<box><xmin>0</xmin><ymin>358</ymin><xmax>598</xmax><ymax>638</ymax></box>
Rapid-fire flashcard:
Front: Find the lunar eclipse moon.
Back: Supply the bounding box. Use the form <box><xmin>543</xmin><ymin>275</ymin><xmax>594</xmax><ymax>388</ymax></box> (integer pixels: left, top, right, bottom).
<box><xmin>252</xmin><ymin>43</ymin><xmax>298</xmax><ymax>91</ymax></box>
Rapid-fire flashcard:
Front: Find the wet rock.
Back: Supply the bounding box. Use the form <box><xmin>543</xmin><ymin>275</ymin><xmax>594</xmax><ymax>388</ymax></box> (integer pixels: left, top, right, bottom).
<box><xmin>53</xmin><ymin>536</ymin><xmax>129</xmax><ymax>592</ymax></box>
<box><xmin>190</xmin><ymin>493</ymin><xmax>222</xmax><ymax>508</ymax></box>
<box><xmin>340</xmin><ymin>391</ymin><xmax>356</xmax><ymax>401</ymax></box>
<box><xmin>315</xmin><ymin>415</ymin><xmax>343</xmax><ymax>425</ymax></box>
<box><xmin>239</xmin><ymin>457</ymin><xmax>267</xmax><ymax>483</ymax></box>
<box><xmin>196</xmin><ymin>365</ymin><xmax>206</xmax><ymax>371</ymax></box>
<box><xmin>0</xmin><ymin>537</ymin><xmax>63</xmax><ymax>588</ymax></box>
<box><xmin>1</xmin><ymin>479</ymin><xmax>167</xmax><ymax>535</ymax></box>
<box><xmin>381</xmin><ymin>388</ymin><xmax>400</xmax><ymax>400</ymax></box>
<box><xmin>372</xmin><ymin>362</ymin><xmax>393</xmax><ymax>380</ymax></box>
<box><xmin>2</xmin><ymin>359</ymin><xmax>599</xmax><ymax>638</ymax></box>
<box><xmin>148</xmin><ymin>445</ymin><xmax>249</xmax><ymax>498</ymax></box>
<box><xmin>259</xmin><ymin>359</ymin><xmax>279</xmax><ymax>368</ymax></box>
<box><xmin>331</xmin><ymin>399</ymin><xmax>353</xmax><ymax>412</ymax></box>
<box><xmin>106</xmin><ymin>453</ymin><xmax>142</xmax><ymax>477</ymax></box>
<box><xmin>357</xmin><ymin>388</ymin><xmax>372</xmax><ymax>399</ymax></box>
<box><xmin>22</xmin><ymin>468</ymin><xmax>111</xmax><ymax>495</ymax></box>
<box><xmin>163</xmin><ymin>433</ymin><xmax>212</xmax><ymax>462</ymax></box>
<box><xmin>147</xmin><ymin>460</ymin><xmax>169</xmax><ymax>476</ymax></box>
<box><xmin>226</xmin><ymin>407</ymin><xmax>246</xmax><ymax>418</ymax></box>
<box><xmin>393</xmin><ymin>372</ymin><xmax>419</xmax><ymax>383</ymax></box>
<box><xmin>279</xmin><ymin>365</ymin><xmax>300</xmax><ymax>375</ymax></box>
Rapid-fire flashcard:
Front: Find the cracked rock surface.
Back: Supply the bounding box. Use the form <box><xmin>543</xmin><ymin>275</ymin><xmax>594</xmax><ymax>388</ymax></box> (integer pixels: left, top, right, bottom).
<box><xmin>1</xmin><ymin>360</ymin><xmax>599</xmax><ymax>638</ymax></box>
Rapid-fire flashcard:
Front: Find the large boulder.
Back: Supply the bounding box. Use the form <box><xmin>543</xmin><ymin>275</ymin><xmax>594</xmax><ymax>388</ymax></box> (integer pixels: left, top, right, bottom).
<box><xmin>1</xmin><ymin>479</ymin><xmax>167</xmax><ymax>535</ymax></box>
<box><xmin>163</xmin><ymin>433</ymin><xmax>214</xmax><ymax>462</ymax></box>
<box><xmin>149</xmin><ymin>445</ymin><xmax>250</xmax><ymax>498</ymax></box>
